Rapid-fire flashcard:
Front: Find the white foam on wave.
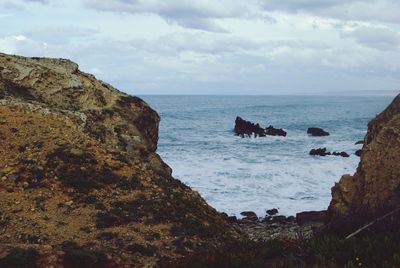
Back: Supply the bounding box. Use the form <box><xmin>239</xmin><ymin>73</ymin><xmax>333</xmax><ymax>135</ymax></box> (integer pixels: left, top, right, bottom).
<box><xmin>160</xmin><ymin>138</ymin><xmax>360</xmax><ymax>217</ymax></box>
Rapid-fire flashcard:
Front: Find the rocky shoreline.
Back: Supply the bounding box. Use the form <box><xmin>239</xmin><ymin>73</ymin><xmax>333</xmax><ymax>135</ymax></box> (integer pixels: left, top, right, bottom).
<box><xmin>1</xmin><ymin>53</ymin><xmax>400</xmax><ymax>267</ymax></box>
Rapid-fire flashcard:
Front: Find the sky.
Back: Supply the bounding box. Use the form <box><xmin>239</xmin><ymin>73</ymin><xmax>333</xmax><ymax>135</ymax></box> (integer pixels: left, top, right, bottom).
<box><xmin>0</xmin><ymin>0</ymin><xmax>399</xmax><ymax>95</ymax></box>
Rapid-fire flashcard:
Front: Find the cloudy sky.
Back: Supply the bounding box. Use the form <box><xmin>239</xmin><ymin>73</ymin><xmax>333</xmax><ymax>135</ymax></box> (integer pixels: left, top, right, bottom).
<box><xmin>0</xmin><ymin>0</ymin><xmax>399</xmax><ymax>94</ymax></box>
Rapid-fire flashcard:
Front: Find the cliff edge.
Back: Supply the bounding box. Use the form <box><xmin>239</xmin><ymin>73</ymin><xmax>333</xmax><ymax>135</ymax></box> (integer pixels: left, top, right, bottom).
<box><xmin>329</xmin><ymin>94</ymin><xmax>400</xmax><ymax>225</ymax></box>
<box><xmin>0</xmin><ymin>53</ymin><xmax>239</xmax><ymax>267</ymax></box>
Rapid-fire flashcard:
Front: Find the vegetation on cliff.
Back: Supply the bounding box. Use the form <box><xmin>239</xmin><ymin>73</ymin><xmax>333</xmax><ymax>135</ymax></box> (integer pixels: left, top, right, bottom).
<box><xmin>0</xmin><ymin>53</ymin><xmax>240</xmax><ymax>267</ymax></box>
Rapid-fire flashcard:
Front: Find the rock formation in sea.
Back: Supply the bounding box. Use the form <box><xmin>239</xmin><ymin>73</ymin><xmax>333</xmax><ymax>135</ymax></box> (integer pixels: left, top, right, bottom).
<box><xmin>309</xmin><ymin>148</ymin><xmax>349</xmax><ymax>157</ymax></box>
<box><xmin>0</xmin><ymin>53</ymin><xmax>240</xmax><ymax>267</ymax></box>
<box><xmin>234</xmin><ymin>116</ymin><xmax>287</xmax><ymax>137</ymax></box>
<box><xmin>309</xmin><ymin>148</ymin><xmax>331</xmax><ymax>156</ymax></box>
<box><xmin>307</xmin><ymin>127</ymin><xmax>330</xmax><ymax>136</ymax></box>
<box><xmin>329</xmin><ymin>94</ymin><xmax>400</xmax><ymax>226</ymax></box>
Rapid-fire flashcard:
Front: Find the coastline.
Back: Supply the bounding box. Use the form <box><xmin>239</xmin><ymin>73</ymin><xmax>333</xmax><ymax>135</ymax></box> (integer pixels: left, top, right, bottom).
<box><xmin>1</xmin><ymin>53</ymin><xmax>400</xmax><ymax>267</ymax></box>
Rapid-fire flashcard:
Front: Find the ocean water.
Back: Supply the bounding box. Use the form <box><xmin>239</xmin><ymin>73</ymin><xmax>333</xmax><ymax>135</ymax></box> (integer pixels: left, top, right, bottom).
<box><xmin>142</xmin><ymin>95</ymin><xmax>392</xmax><ymax>217</ymax></box>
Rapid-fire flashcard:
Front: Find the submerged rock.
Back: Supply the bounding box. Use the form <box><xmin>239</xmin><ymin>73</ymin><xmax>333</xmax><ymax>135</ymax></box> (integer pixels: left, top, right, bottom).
<box><xmin>332</xmin><ymin>151</ymin><xmax>350</xmax><ymax>158</ymax></box>
<box><xmin>307</xmin><ymin>127</ymin><xmax>330</xmax><ymax>137</ymax></box>
<box><xmin>309</xmin><ymin>148</ymin><xmax>331</xmax><ymax>156</ymax></box>
<box><xmin>310</xmin><ymin>148</ymin><xmax>349</xmax><ymax>158</ymax></box>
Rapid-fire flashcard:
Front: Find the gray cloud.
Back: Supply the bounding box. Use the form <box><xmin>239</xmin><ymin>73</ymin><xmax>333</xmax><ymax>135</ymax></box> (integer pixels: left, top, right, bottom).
<box><xmin>83</xmin><ymin>0</ymin><xmax>250</xmax><ymax>32</ymax></box>
<box><xmin>341</xmin><ymin>26</ymin><xmax>400</xmax><ymax>50</ymax></box>
<box><xmin>20</xmin><ymin>0</ymin><xmax>49</xmax><ymax>3</ymax></box>
<box><xmin>259</xmin><ymin>0</ymin><xmax>368</xmax><ymax>11</ymax></box>
<box><xmin>0</xmin><ymin>1</ymin><xmax>24</xmax><ymax>10</ymax></box>
<box><xmin>259</xmin><ymin>0</ymin><xmax>400</xmax><ymax>24</ymax></box>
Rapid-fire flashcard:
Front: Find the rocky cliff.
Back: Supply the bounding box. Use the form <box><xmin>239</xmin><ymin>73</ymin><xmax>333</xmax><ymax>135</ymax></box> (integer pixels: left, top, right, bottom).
<box><xmin>0</xmin><ymin>53</ymin><xmax>239</xmax><ymax>267</ymax></box>
<box><xmin>329</xmin><ymin>94</ymin><xmax>400</xmax><ymax>225</ymax></box>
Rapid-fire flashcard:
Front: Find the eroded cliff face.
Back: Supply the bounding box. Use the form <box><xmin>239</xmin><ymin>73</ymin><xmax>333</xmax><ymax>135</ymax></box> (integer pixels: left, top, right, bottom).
<box><xmin>0</xmin><ymin>53</ymin><xmax>239</xmax><ymax>267</ymax></box>
<box><xmin>329</xmin><ymin>94</ymin><xmax>400</xmax><ymax>223</ymax></box>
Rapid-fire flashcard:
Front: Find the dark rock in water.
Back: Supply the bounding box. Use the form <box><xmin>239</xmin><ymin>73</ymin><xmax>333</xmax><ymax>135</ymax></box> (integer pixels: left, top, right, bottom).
<box><xmin>265</xmin><ymin>125</ymin><xmax>287</xmax><ymax>137</ymax></box>
<box><xmin>310</xmin><ymin>148</ymin><xmax>350</xmax><ymax>158</ymax></box>
<box><xmin>355</xmin><ymin>149</ymin><xmax>363</xmax><ymax>157</ymax></box>
<box><xmin>234</xmin><ymin>117</ymin><xmax>264</xmax><ymax>138</ymax></box>
<box><xmin>332</xmin><ymin>151</ymin><xmax>350</xmax><ymax>158</ymax></box>
<box><xmin>234</xmin><ymin>117</ymin><xmax>286</xmax><ymax>138</ymax></box>
<box><xmin>355</xmin><ymin>140</ymin><xmax>364</xmax><ymax>145</ymax></box>
<box><xmin>307</xmin><ymin>127</ymin><xmax>330</xmax><ymax>137</ymax></box>
<box><xmin>266</xmin><ymin>208</ymin><xmax>279</xmax><ymax>216</ymax></box>
<box><xmin>296</xmin><ymin>211</ymin><xmax>327</xmax><ymax>225</ymax></box>
<box><xmin>309</xmin><ymin>148</ymin><xmax>331</xmax><ymax>156</ymax></box>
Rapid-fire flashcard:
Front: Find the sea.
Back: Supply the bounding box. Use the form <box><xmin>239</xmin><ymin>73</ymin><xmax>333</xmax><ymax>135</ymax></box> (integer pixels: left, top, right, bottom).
<box><xmin>142</xmin><ymin>95</ymin><xmax>393</xmax><ymax>217</ymax></box>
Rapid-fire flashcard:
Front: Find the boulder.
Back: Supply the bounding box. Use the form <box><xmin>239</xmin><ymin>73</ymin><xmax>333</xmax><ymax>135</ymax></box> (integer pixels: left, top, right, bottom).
<box><xmin>240</xmin><ymin>211</ymin><xmax>258</xmax><ymax>221</ymax></box>
<box><xmin>309</xmin><ymin>148</ymin><xmax>331</xmax><ymax>156</ymax></box>
<box><xmin>307</xmin><ymin>127</ymin><xmax>330</xmax><ymax>137</ymax></box>
<box><xmin>329</xmin><ymin>94</ymin><xmax>400</xmax><ymax>226</ymax></box>
<box><xmin>355</xmin><ymin>149</ymin><xmax>363</xmax><ymax>157</ymax></box>
<box><xmin>296</xmin><ymin>211</ymin><xmax>327</xmax><ymax>225</ymax></box>
<box><xmin>355</xmin><ymin>140</ymin><xmax>365</xmax><ymax>145</ymax></box>
<box><xmin>271</xmin><ymin>215</ymin><xmax>287</xmax><ymax>223</ymax></box>
<box><xmin>266</xmin><ymin>208</ymin><xmax>279</xmax><ymax>216</ymax></box>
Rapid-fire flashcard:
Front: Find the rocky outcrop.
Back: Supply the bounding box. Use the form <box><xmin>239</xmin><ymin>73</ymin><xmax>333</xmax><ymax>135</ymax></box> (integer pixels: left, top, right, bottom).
<box><xmin>310</xmin><ymin>148</ymin><xmax>331</xmax><ymax>156</ymax></box>
<box><xmin>309</xmin><ymin>148</ymin><xmax>349</xmax><ymax>157</ymax></box>
<box><xmin>332</xmin><ymin>151</ymin><xmax>350</xmax><ymax>158</ymax></box>
<box><xmin>307</xmin><ymin>127</ymin><xmax>330</xmax><ymax>136</ymax></box>
<box><xmin>329</xmin><ymin>94</ymin><xmax>400</xmax><ymax>226</ymax></box>
<box><xmin>0</xmin><ymin>53</ymin><xmax>240</xmax><ymax>267</ymax></box>
<box><xmin>265</xmin><ymin>125</ymin><xmax>287</xmax><ymax>137</ymax></box>
<box><xmin>234</xmin><ymin>116</ymin><xmax>287</xmax><ymax>137</ymax></box>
